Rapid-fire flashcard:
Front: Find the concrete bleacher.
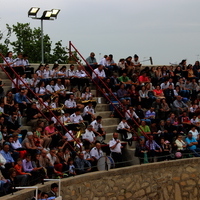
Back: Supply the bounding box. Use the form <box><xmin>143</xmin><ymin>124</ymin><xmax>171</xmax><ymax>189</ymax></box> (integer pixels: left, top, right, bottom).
<box><xmin>0</xmin><ymin>63</ymin><xmax>140</xmax><ymax>164</ymax></box>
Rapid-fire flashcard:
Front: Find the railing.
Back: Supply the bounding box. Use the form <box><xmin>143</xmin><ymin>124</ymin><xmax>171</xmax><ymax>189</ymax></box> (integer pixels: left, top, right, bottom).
<box><xmin>0</xmin><ymin>53</ymin><xmax>82</xmax><ymax>151</ymax></box>
<box><xmin>69</xmin><ymin>41</ymin><xmax>149</xmax><ymax>140</ymax></box>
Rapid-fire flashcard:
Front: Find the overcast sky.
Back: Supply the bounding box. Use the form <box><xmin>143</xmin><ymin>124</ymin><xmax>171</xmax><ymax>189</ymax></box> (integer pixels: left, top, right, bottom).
<box><xmin>1</xmin><ymin>0</ymin><xmax>200</xmax><ymax>65</ymax></box>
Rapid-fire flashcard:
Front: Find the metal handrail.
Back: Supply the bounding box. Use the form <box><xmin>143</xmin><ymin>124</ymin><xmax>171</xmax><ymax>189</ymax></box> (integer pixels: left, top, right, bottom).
<box><xmin>69</xmin><ymin>41</ymin><xmax>149</xmax><ymax>139</ymax></box>
<box><xmin>0</xmin><ymin>53</ymin><xmax>82</xmax><ymax>150</ymax></box>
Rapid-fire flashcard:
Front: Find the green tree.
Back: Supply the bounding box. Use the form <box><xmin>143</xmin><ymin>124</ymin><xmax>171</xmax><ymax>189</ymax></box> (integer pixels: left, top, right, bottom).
<box><xmin>9</xmin><ymin>22</ymin><xmax>52</xmax><ymax>63</ymax></box>
<box><xmin>50</xmin><ymin>40</ymin><xmax>68</xmax><ymax>63</ymax></box>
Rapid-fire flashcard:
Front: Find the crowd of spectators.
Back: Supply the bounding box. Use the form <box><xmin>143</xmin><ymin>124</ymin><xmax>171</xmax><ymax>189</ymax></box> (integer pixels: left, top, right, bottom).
<box><xmin>1</xmin><ymin>51</ymin><xmax>200</xmax><ymax>195</ymax></box>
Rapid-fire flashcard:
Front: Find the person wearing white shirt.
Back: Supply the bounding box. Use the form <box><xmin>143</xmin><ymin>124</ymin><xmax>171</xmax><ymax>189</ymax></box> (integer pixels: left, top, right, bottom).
<box><xmin>90</xmin><ymin>142</ymin><xmax>103</xmax><ymax>161</ymax></box>
<box><xmin>70</xmin><ymin>109</ymin><xmax>84</xmax><ymax>124</ymax></box>
<box><xmin>54</xmin><ymin>79</ymin><xmax>66</xmax><ymax>101</ymax></box>
<box><xmin>13</xmin><ymin>53</ymin><xmax>24</xmax><ymax>75</ymax></box>
<box><xmin>109</xmin><ymin>133</ymin><xmax>123</xmax><ymax>167</ymax></box>
<box><xmin>188</xmin><ymin>126</ymin><xmax>199</xmax><ymax>140</ymax></box>
<box><xmin>117</xmin><ymin>118</ymin><xmax>131</xmax><ymax>140</ymax></box>
<box><xmin>90</xmin><ymin>116</ymin><xmax>106</xmax><ymax>141</ymax></box>
<box><xmin>82</xmin><ymin>102</ymin><xmax>95</xmax><ymax>123</ymax></box>
<box><xmin>75</xmin><ymin>65</ymin><xmax>89</xmax><ymax>91</ymax></box>
<box><xmin>67</xmin><ymin>64</ymin><xmax>78</xmax><ymax>87</ymax></box>
<box><xmin>47</xmin><ymin>149</ymin><xmax>58</xmax><ymax>165</ymax></box>
<box><xmin>43</xmin><ymin>64</ymin><xmax>51</xmax><ymax>80</ymax></box>
<box><xmin>125</xmin><ymin>106</ymin><xmax>139</xmax><ymax>121</ymax></box>
<box><xmin>46</xmin><ymin>80</ymin><xmax>56</xmax><ymax>95</ymax></box>
<box><xmin>3</xmin><ymin>51</ymin><xmax>15</xmax><ymax>77</ymax></box>
<box><xmin>92</xmin><ymin>65</ymin><xmax>106</xmax><ymax>79</ymax></box>
<box><xmin>82</xmin><ymin>125</ymin><xmax>96</xmax><ymax>144</ymax></box>
<box><xmin>99</xmin><ymin>56</ymin><xmax>109</xmax><ymax>67</ymax></box>
<box><xmin>64</xmin><ymin>94</ymin><xmax>77</xmax><ymax>114</ymax></box>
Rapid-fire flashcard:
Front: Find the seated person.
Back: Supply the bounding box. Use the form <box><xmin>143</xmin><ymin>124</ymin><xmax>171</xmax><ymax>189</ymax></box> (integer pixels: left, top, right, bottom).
<box><xmin>146</xmin><ymin>135</ymin><xmax>162</xmax><ymax>162</ymax></box>
<box><xmin>90</xmin><ymin>116</ymin><xmax>106</xmax><ymax>143</ymax></box>
<box><xmin>21</xmin><ymin>132</ymin><xmax>41</xmax><ymax>155</ymax></box>
<box><xmin>64</xmin><ymin>94</ymin><xmax>77</xmax><ymax>114</ymax></box>
<box><xmin>82</xmin><ymin>102</ymin><xmax>95</xmax><ymax>124</ymax></box>
<box><xmin>138</xmin><ymin>72</ymin><xmax>150</xmax><ymax>85</ymax></box>
<box><xmin>75</xmin><ymin>65</ymin><xmax>90</xmax><ymax>91</ymax></box>
<box><xmin>7</xmin><ymin>113</ymin><xmax>21</xmax><ymax>134</ymax></box>
<box><xmin>14</xmin><ymin>158</ymin><xmax>31</xmax><ymax>186</ymax></box>
<box><xmin>14</xmin><ymin>89</ymin><xmax>29</xmax><ymax>115</ymax></box>
<box><xmin>138</xmin><ymin>121</ymin><xmax>151</xmax><ymax>137</ymax></box>
<box><xmin>153</xmin><ymin>85</ymin><xmax>165</xmax><ymax>99</ymax></box>
<box><xmin>0</xmin><ymin>144</ymin><xmax>14</xmax><ymax>178</ymax></box>
<box><xmin>26</xmin><ymin>102</ymin><xmax>43</xmax><ymax>127</ymax></box>
<box><xmin>117</xmin><ymin>83</ymin><xmax>131</xmax><ymax>101</ymax></box>
<box><xmin>74</xmin><ymin>152</ymin><xmax>92</xmax><ymax>174</ymax></box>
<box><xmin>117</xmin><ymin>118</ymin><xmax>131</xmax><ymax>141</ymax></box>
<box><xmin>173</xmin><ymin>95</ymin><xmax>188</xmax><ymax>115</ymax></box>
<box><xmin>48</xmin><ymin>183</ymin><xmax>59</xmax><ymax>198</ymax></box>
<box><xmin>90</xmin><ymin>142</ymin><xmax>103</xmax><ymax>163</ymax></box>
<box><xmin>185</xmin><ymin>132</ymin><xmax>200</xmax><ymax>157</ymax></box>
<box><xmin>86</xmin><ymin>52</ymin><xmax>98</xmax><ymax>69</ymax></box>
<box><xmin>118</xmin><ymin>73</ymin><xmax>132</xmax><ymax>85</ymax></box>
<box><xmin>82</xmin><ymin>125</ymin><xmax>96</xmax><ymax>147</ymax></box>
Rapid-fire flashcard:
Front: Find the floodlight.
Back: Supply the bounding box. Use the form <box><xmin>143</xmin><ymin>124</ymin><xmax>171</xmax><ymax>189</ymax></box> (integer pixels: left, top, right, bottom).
<box><xmin>41</xmin><ymin>11</ymin><xmax>52</xmax><ymax>19</ymax></box>
<box><xmin>28</xmin><ymin>7</ymin><xmax>40</xmax><ymax>17</ymax></box>
<box><xmin>51</xmin><ymin>9</ymin><xmax>60</xmax><ymax>18</ymax></box>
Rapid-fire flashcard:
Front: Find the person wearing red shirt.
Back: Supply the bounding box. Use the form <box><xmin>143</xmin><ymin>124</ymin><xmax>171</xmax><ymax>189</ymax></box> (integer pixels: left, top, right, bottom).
<box><xmin>14</xmin><ymin>158</ymin><xmax>31</xmax><ymax>186</ymax></box>
<box><xmin>138</xmin><ymin>72</ymin><xmax>150</xmax><ymax>85</ymax></box>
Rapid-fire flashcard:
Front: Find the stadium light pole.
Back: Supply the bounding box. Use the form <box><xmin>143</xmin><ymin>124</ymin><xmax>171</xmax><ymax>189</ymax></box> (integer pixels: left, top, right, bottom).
<box><xmin>28</xmin><ymin>7</ymin><xmax>60</xmax><ymax>63</ymax></box>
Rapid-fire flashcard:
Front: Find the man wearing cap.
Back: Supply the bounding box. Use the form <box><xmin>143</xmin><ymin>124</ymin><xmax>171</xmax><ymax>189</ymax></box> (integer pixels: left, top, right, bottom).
<box><xmin>21</xmin><ymin>132</ymin><xmax>41</xmax><ymax>155</ymax></box>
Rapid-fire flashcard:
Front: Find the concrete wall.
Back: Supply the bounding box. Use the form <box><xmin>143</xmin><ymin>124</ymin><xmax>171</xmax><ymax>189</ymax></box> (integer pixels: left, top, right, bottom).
<box><xmin>2</xmin><ymin>158</ymin><xmax>200</xmax><ymax>200</ymax></box>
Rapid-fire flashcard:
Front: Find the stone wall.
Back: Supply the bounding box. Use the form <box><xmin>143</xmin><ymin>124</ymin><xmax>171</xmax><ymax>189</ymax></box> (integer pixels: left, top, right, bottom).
<box><xmin>2</xmin><ymin>158</ymin><xmax>200</xmax><ymax>200</ymax></box>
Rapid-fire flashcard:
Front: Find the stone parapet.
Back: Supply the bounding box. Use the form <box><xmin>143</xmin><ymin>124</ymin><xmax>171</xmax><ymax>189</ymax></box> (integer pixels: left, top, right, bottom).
<box><xmin>2</xmin><ymin>158</ymin><xmax>200</xmax><ymax>200</ymax></box>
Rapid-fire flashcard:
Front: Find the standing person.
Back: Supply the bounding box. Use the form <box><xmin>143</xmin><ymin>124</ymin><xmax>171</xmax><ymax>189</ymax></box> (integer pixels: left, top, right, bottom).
<box><xmin>109</xmin><ymin>133</ymin><xmax>123</xmax><ymax>168</ymax></box>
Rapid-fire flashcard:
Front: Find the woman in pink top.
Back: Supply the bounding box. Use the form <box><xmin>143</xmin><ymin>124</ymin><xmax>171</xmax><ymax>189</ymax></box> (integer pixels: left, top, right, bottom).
<box><xmin>44</xmin><ymin>121</ymin><xmax>58</xmax><ymax>150</ymax></box>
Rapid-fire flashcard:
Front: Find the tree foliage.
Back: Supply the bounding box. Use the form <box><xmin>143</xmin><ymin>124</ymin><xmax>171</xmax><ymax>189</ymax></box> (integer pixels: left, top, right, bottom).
<box><xmin>0</xmin><ymin>23</ymin><xmax>70</xmax><ymax>64</ymax></box>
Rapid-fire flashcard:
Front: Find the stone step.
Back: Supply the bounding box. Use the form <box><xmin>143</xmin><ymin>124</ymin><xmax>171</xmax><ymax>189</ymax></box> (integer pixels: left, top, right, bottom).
<box><xmin>95</xmin><ymin>111</ymin><xmax>112</xmax><ymax>118</ymax></box>
<box><xmin>95</xmin><ymin>104</ymin><xmax>109</xmax><ymax>112</ymax></box>
<box><xmin>0</xmin><ymin>71</ymin><xmax>9</xmax><ymax>79</ymax></box>
<box><xmin>102</xmin><ymin>117</ymin><xmax>119</xmax><ymax>126</ymax></box>
<box><xmin>93</xmin><ymin>97</ymin><xmax>106</xmax><ymax>104</ymax></box>
<box><xmin>21</xmin><ymin>125</ymin><xmax>32</xmax><ymax>131</ymax></box>
<box><xmin>123</xmin><ymin>148</ymin><xmax>140</xmax><ymax>165</ymax></box>
<box><xmin>3</xmin><ymin>86</ymin><xmax>12</xmax><ymax>93</ymax></box>
<box><xmin>2</xmin><ymin>79</ymin><xmax>12</xmax><ymax>85</ymax></box>
<box><xmin>103</xmin><ymin>124</ymin><xmax>117</xmax><ymax>133</ymax></box>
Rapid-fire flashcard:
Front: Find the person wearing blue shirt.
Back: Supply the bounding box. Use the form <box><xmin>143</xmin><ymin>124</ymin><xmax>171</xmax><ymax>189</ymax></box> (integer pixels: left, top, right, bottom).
<box><xmin>14</xmin><ymin>89</ymin><xmax>29</xmax><ymax>114</ymax></box>
<box><xmin>0</xmin><ymin>144</ymin><xmax>14</xmax><ymax>178</ymax></box>
<box><xmin>185</xmin><ymin>132</ymin><xmax>200</xmax><ymax>157</ymax></box>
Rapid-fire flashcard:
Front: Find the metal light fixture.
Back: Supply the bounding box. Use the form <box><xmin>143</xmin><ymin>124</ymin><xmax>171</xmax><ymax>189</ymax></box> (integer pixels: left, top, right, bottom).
<box><xmin>41</xmin><ymin>10</ymin><xmax>53</xmax><ymax>19</ymax></box>
<box><xmin>28</xmin><ymin>7</ymin><xmax>60</xmax><ymax>63</ymax></box>
<box><xmin>28</xmin><ymin>7</ymin><xmax>40</xmax><ymax>17</ymax></box>
<box><xmin>51</xmin><ymin>9</ymin><xmax>60</xmax><ymax>18</ymax></box>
